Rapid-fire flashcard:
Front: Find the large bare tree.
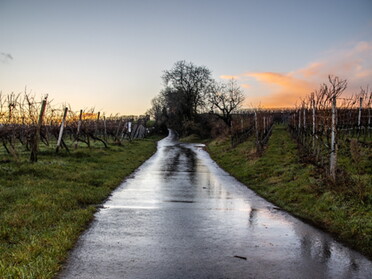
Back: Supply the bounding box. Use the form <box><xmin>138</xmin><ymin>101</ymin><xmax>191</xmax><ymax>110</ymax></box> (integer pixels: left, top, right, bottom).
<box><xmin>208</xmin><ymin>78</ymin><xmax>245</xmax><ymax>127</ymax></box>
<box><xmin>162</xmin><ymin>60</ymin><xmax>214</xmax><ymax>120</ymax></box>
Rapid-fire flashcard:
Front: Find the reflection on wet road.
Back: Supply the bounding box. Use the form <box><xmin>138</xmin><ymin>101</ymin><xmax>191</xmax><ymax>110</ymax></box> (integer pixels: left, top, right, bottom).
<box><xmin>59</xmin><ymin>131</ymin><xmax>372</xmax><ymax>278</ymax></box>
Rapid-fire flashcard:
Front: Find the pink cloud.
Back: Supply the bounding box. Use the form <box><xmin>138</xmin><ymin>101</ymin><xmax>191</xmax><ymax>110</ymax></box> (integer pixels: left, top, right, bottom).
<box><xmin>241</xmin><ymin>83</ymin><xmax>251</xmax><ymax>89</ymax></box>
<box><xmin>294</xmin><ymin>41</ymin><xmax>372</xmax><ymax>96</ymax></box>
<box><xmin>242</xmin><ymin>72</ymin><xmax>315</xmax><ymax>107</ymax></box>
<box><xmin>221</xmin><ymin>41</ymin><xmax>372</xmax><ymax>108</ymax></box>
<box><xmin>219</xmin><ymin>75</ymin><xmax>240</xmax><ymax>80</ymax></box>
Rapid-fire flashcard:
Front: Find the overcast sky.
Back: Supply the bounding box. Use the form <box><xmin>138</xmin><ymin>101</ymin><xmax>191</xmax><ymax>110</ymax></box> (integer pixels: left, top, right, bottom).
<box><xmin>1</xmin><ymin>0</ymin><xmax>371</xmax><ymax>115</ymax></box>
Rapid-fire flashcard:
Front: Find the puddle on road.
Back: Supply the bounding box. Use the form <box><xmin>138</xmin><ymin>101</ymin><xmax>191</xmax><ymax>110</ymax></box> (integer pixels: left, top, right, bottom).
<box><xmin>163</xmin><ymin>200</ymin><xmax>195</xmax><ymax>203</ymax></box>
<box><xmin>106</xmin><ymin>205</ymin><xmax>160</xmax><ymax>209</ymax></box>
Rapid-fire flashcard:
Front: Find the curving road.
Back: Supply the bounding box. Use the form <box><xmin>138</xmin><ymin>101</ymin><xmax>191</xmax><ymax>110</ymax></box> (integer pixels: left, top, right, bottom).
<box><xmin>58</xmin><ymin>131</ymin><xmax>372</xmax><ymax>278</ymax></box>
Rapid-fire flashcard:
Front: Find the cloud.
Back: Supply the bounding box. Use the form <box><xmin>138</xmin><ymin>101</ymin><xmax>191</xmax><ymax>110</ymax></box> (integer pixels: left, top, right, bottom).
<box><xmin>297</xmin><ymin>62</ymin><xmax>324</xmax><ymax>78</ymax></box>
<box><xmin>354</xmin><ymin>41</ymin><xmax>372</xmax><ymax>53</ymax></box>
<box><xmin>246</xmin><ymin>72</ymin><xmax>310</xmax><ymax>90</ymax></box>
<box><xmin>0</xmin><ymin>52</ymin><xmax>13</xmax><ymax>63</ymax></box>
<box><xmin>222</xmin><ymin>41</ymin><xmax>372</xmax><ymax>108</ymax></box>
<box><xmin>241</xmin><ymin>83</ymin><xmax>251</xmax><ymax>89</ymax></box>
<box><xmin>243</xmin><ymin>72</ymin><xmax>314</xmax><ymax>107</ymax></box>
<box><xmin>294</xmin><ymin>41</ymin><xmax>372</xmax><ymax>94</ymax></box>
<box><xmin>220</xmin><ymin>75</ymin><xmax>240</xmax><ymax>80</ymax></box>
<box><xmin>297</xmin><ymin>42</ymin><xmax>372</xmax><ymax>82</ymax></box>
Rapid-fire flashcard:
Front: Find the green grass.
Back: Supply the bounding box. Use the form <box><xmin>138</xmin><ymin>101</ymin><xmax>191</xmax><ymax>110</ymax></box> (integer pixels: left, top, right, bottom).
<box><xmin>0</xmin><ymin>138</ymin><xmax>159</xmax><ymax>278</ymax></box>
<box><xmin>207</xmin><ymin>125</ymin><xmax>372</xmax><ymax>258</ymax></box>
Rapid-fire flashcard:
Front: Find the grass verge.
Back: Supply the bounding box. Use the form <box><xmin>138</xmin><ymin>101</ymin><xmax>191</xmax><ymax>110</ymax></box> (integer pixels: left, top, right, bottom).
<box><xmin>0</xmin><ymin>138</ymin><xmax>158</xmax><ymax>278</ymax></box>
<box><xmin>207</xmin><ymin>125</ymin><xmax>372</xmax><ymax>258</ymax></box>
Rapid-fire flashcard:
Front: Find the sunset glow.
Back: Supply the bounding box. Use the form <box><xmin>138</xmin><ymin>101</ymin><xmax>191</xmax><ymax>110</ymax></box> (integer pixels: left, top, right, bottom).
<box><xmin>1</xmin><ymin>0</ymin><xmax>371</xmax><ymax>114</ymax></box>
<box><xmin>221</xmin><ymin>40</ymin><xmax>372</xmax><ymax>108</ymax></box>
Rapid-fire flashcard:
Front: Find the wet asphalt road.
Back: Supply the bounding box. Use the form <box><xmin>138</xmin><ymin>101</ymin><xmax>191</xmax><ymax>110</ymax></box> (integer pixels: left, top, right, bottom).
<box><xmin>58</xmin><ymin>131</ymin><xmax>372</xmax><ymax>279</ymax></box>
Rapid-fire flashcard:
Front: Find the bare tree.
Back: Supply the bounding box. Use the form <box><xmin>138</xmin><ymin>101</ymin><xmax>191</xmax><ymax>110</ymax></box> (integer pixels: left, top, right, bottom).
<box><xmin>325</xmin><ymin>75</ymin><xmax>347</xmax><ymax>103</ymax></box>
<box><xmin>147</xmin><ymin>95</ymin><xmax>166</xmax><ymax>124</ymax></box>
<box><xmin>208</xmin><ymin>78</ymin><xmax>245</xmax><ymax>127</ymax></box>
<box><xmin>162</xmin><ymin>60</ymin><xmax>214</xmax><ymax>120</ymax></box>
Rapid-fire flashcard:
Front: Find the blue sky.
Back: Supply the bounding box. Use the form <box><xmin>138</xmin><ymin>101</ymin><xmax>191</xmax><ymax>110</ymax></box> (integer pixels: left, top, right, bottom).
<box><xmin>1</xmin><ymin>0</ymin><xmax>371</xmax><ymax>114</ymax></box>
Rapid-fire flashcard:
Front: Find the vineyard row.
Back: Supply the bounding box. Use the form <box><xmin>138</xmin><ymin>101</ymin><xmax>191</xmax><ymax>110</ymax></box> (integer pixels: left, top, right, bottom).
<box><xmin>0</xmin><ymin>93</ymin><xmax>150</xmax><ymax>162</ymax></box>
<box><xmin>230</xmin><ymin>76</ymin><xmax>371</xmax><ymax>184</ymax></box>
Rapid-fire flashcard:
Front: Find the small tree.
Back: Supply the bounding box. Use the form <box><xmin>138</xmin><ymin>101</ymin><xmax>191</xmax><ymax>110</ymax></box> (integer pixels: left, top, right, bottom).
<box><xmin>208</xmin><ymin>78</ymin><xmax>245</xmax><ymax>127</ymax></box>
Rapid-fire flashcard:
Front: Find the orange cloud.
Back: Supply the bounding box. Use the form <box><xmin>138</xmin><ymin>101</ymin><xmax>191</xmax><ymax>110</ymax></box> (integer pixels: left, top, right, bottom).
<box><xmin>244</xmin><ymin>72</ymin><xmax>314</xmax><ymax>107</ymax></box>
<box><xmin>241</xmin><ymin>83</ymin><xmax>251</xmax><ymax>89</ymax></box>
<box><xmin>297</xmin><ymin>62</ymin><xmax>324</xmax><ymax>78</ymax></box>
<box><xmin>219</xmin><ymin>75</ymin><xmax>240</xmax><ymax>80</ymax></box>
<box><xmin>247</xmin><ymin>72</ymin><xmax>309</xmax><ymax>89</ymax></box>
<box><xmin>221</xmin><ymin>41</ymin><xmax>372</xmax><ymax>108</ymax></box>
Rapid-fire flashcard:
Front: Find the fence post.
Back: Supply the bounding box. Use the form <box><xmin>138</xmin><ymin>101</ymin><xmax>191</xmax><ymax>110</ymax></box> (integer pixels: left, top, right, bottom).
<box><xmin>368</xmin><ymin>104</ymin><xmax>371</xmax><ymax>137</ymax></box>
<box><xmin>303</xmin><ymin>106</ymin><xmax>306</xmax><ymax>145</ymax></box>
<box><xmin>254</xmin><ymin>111</ymin><xmax>261</xmax><ymax>152</ymax></box>
<box><xmin>121</xmin><ymin>120</ymin><xmax>128</xmax><ymax>140</ymax></box>
<box><xmin>103</xmin><ymin>116</ymin><xmax>107</xmax><ymax>140</ymax></box>
<box><xmin>115</xmin><ymin>118</ymin><xmax>122</xmax><ymax>143</ymax></box>
<box><xmin>95</xmin><ymin>111</ymin><xmax>100</xmax><ymax>136</ymax></box>
<box><xmin>30</xmin><ymin>97</ymin><xmax>47</xmax><ymax>162</ymax></box>
<box><xmin>358</xmin><ymin>97</ymin><xmax>363</xmax><ymax>128</ymax></box>
<box><xmin>330</xmin><ymin>96</ymin><xmax>337</xmax><ymax>181</ymax></box>
<box><xmin>56</xmin><ymin>107</ymin><xmax>68</xmax><ymax>152</ymax></box>
<box><xmin>74</xmin><ymin>109</ymin><xmax>83</xmax><ymax>149</ymax></box>
<box><xmin>312</xmin><ymin>93</ymin><xmax>316</xmax><ymax>152</ymax></box>
<box><xmin>303</xmin><ymin>106</ymin><xmax>306</xmax><ymax>129</ymax></box>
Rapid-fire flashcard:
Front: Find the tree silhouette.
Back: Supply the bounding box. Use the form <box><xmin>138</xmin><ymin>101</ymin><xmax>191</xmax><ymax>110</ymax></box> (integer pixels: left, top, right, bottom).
<box><xmin>162</xmin><ymin>60</ymin><xmax>214</xmax><ymax>120</ymax></box>
<box><xmin>208</xmin><ymin>78</ymin><xmax>245</xmax><ymax>127</ymax></box>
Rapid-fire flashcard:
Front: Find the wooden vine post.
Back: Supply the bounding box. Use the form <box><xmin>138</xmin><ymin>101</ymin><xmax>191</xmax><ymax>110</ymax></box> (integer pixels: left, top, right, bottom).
<box><xmin>368</xmin><ymin>100</ymin><xmax>371</xmax><ymax>138</ymax></box>
<box><xmin>30</xmin><ymin>97</ymin><xmax>48</xmax><ymax>162</ymax></box>
<box><xmin>254</xmin><ymin>111</ymin><xmax>261</xmax><ymax>153</ymax></box>
<box><xmin>303</xmin><ymin>105</ymin><xmax>306</xmax><ymax>129</ymax></box>
<box><xmin>115</xmin><ymin>118</ymin><xmax>122</xmax><ymax>143</ymax></box>
<box><xmin>95</xmin><ymin>111</ymin><xmax>100</xmax><ymax>136</ymax></box>
<box><xmin>56</xmin><ymin>107</ymin><xmax>68</xmax><ymax>153</ymax></box>
<box><xmin>330</xmin><ymin>95</ymin><xmax>337</xmax><ymax>181</ymax></box>
<box><xmin>358</xmin><ymin>97</ymin><xmax>363</xmax><ymax>127</ymax></box>
<box><xmin>311</xmin><ymin>93</ymin><xmax>316</xmax><ymax>150</ymax></box>
<box><xmin>127</xmin><ymin>120</ymin><xmax>132</xmax><ymax>141</ymax></box>
<box><xmin>302</xmin><ymin>104</ymin><xmax>306</xmax><ymax>145</ymax></box>
<box><xmin>358</xmin><ymin>97</ymin><xmax>363</xmax><ymax>138</ymax></box>
<box><xmin>103</xmin><ymin>116</ymin><xmax>107</xmax><ymax>140</ymax></box>
<box><xmin>74</xmin><ymin>109</ymin><xmax>83</xmax><ymax>149</ymax></box>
